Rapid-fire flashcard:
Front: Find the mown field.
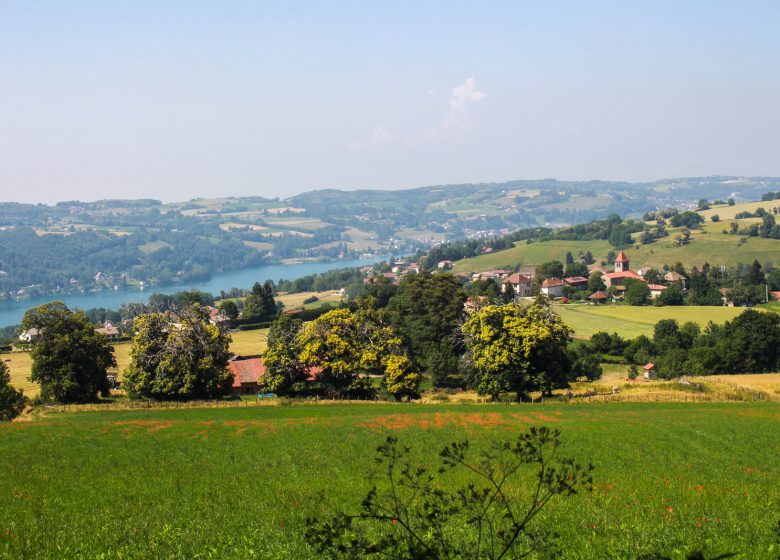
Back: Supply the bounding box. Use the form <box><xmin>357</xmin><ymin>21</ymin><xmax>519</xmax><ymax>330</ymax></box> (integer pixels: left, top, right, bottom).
<box><xmin>0</xmin><ymin>402</ymin><xmax>778</xmax><ymax>559</ymax></box>
<box><xmin>553</xmin><ymin>304</ymin><xmax>751</xmax><ymax>338</ymax></box>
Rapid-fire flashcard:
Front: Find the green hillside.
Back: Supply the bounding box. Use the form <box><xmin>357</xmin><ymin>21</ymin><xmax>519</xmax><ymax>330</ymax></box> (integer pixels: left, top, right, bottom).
<box><xmin>452</xmin><ymin>220</ymin><xmax>780</xmax><ymax>273</ymax></box>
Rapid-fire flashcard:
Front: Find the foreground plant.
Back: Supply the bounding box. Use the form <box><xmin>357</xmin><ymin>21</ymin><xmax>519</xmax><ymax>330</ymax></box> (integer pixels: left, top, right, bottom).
<box><xmin>306</xmin><ymin>426</ymin><xmax>594</xmax><ymax>559</ymax></box>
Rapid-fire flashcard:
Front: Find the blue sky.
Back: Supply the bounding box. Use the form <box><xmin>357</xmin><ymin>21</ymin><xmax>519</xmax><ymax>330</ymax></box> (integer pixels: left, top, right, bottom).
<box><xmin>1</xmin><ymin>1</ymin><xmax>779</xmax><ymax>203</ymax></box>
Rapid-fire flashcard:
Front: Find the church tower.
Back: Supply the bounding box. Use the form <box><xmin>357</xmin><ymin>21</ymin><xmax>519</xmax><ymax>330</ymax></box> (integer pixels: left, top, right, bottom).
<box><xmin>614</xmin><ymin>251</ymin><xmax>630</xmax><ymax>272</ymax></box>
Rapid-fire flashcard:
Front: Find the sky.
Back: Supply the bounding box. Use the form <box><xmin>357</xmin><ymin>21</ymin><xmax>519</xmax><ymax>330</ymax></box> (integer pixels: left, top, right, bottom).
<box><xmin>1</xmin><ymin>1</ymin><xmax>779</xmax><ymax>204</ymax></box>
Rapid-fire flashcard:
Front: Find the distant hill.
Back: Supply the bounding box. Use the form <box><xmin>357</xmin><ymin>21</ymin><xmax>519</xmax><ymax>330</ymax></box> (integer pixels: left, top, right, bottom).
<box><xmin>1</xmin><ymin>176</ymin><xmax>779</xmax><ymax>298</ymax></box>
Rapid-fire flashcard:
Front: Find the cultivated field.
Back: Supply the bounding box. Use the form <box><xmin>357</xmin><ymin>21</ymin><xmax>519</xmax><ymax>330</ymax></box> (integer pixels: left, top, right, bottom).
<box><xmin>0</xmin><ymin>402</ymin><xmax>777</xmax><ymax>559</ymax></box>
<box><xmin>699</xmin><ymin>200</ymin><xmax>780</xmax><ymax>221</ymax></box>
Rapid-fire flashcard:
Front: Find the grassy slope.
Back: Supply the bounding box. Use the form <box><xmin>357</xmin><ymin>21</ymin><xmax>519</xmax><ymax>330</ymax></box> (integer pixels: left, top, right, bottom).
<box><xmin>452</xmin><ymin>229</ymin><xmax>779</xmax><ymax>274</ymax></box>
<box><xmin>699</xmin><ymin>200</ymin><xmax>780</xmax><ymax>220</ymax></box>
<box><xmin>0</xmin><ymin>403</ymin><xmax>777</xmax><ymax>558</ymax></box>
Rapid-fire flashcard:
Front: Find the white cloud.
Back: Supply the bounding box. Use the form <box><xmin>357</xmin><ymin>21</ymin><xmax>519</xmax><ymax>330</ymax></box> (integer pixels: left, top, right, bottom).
<box><xmin>428</xmin><ymin>77</ymin><xmax>486</xmax><ymax>140</ymax></box>
<box><xmin>449</xmin><ymin>78</ymin><xmax>486</xmax><ymax>112</ymax></box>
<box><xmin>348</xmin><ymin>78</ymin><xmax>486</xmax><ymax>151</ymax></box>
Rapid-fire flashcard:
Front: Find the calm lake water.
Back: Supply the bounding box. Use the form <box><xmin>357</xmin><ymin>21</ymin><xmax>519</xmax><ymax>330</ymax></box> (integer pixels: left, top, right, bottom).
<box><xmin>0</xmin><ymin>257</ymin><xmax>386</xmax><ymax>328</ymax></box>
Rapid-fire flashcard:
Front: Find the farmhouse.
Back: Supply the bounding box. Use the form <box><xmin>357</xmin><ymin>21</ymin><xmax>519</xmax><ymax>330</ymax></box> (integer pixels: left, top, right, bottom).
<box><xmin>18</xmin><ymin>328</ymin><xmax>41</xmax><ymax>344</ymax></box>
<box><xmin>94</xmin><ymin>321</ymin><xmax>121</xmax><ymax>341</ymax></box>
<box><xmin>436</xmin><ymin>260</ymin><xmax>454</xmax><ymax>269</ymax></box>
<box><xmin>502</xmin><ymin>272</ymin><xmax>533</xmax><ymax>297</ymax></box>
<box><xmin>228</xmin><ymin>356</ymin><xmax>264</xmax><ymax>395</ymax></box>
<box><xmin>540</xmin><ymin>278</ymin><xmax>566</xmax><ymax>298</ymax></box>
<box><xmin>664</xmin><ymin>271</ymin><xmax>687</xmax><ymax>286</ymax></box>
<box><xmin>643</xmin><ymin>363</ymin><xmax>657</xmax><ymax>379</ymax></box>
<box><xmin>564</xmin><ymin>276</ymin><xmax>589</xmax><ymax>290</ymax></box>
<box><xmin>647</xmin><ymin>284</ymin><xmax>668</xmax><ymax>299</ymax></box>
<box><xmin>588</xmin><ymin>291</ymin><xmax>608</xmax><ymax>304</ymax></box>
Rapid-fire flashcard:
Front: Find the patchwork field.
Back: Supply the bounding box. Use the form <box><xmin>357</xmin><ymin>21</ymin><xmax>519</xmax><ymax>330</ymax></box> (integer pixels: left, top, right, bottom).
<box><xmin>0</xmin><ymin>402</ymin><xmax>778</xmax><ymax>559</ymax></box>
<box><xmin>553</xmin><ymin>304</ymin><xmax>751</xmax><ymax>338</ymax></box>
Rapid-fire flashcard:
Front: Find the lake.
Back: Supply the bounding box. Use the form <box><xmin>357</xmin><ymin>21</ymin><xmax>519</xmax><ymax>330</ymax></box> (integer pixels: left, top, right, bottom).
<box><xmin>0</xmin><ymin>257</ymin><xmax>385</xmax><ymax>328</ymax></box>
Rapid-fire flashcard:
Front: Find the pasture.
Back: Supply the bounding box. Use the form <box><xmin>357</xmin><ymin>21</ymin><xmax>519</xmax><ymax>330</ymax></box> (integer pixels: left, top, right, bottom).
<box><xmin>553</xmin><ymin>304</ymin><xmax>750</xmax><ymax>338</ymax></box>
<box><xmin>451</xmin><ymin>228</ymin><xmax>780</xmax><ymax>273</ymax></box>
<box><xmin>0</xmin><ymin>402</ymin><xmax>778</xmax><ymax>559</ymax></box>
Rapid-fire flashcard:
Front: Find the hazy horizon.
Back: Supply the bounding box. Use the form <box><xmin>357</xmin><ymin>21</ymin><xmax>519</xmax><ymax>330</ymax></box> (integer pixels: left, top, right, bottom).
<box><xmin>2</xmin><ymin>1</ymin><xmax>779</xmax><ymax>204</ymax></box>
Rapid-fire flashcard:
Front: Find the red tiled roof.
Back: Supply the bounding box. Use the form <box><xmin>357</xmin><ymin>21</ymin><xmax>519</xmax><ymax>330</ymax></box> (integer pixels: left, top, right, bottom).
<box><xmin>588</xmin><ymin>291</ymin><xmax>608</xmax><ymax>299</ymax></box>
<box><xmin>504</xmin><ymin>272</ymin><xmax>531</xmax><ymax>284</ymax></box>
<box><xmin>615</xmin><ymin>251</ymin><xmax>630</xmax><ymax>263</ymax></box>
<box><xmin>227</xmin><ymin>358</ymin><xmax>265</xmax><ymax>388</ymax></box>
<box><xmin>564</xmin><ymin>276</ymin><xmax>588</xmax><ymax>284</ymax></box>
<box><xmin>647</xmin><ymin>284</ymin><xmax>667</xmax><ymax>291</ymax></box>
<box><xmin>643</xmin><ymin>363</ymin><xmax>655</xmax><ymax>370</ymax></box>
<box><xmin>541</xmin><ymin>278</ymin><xmax>566</xmax><ymax>288</ymax></box>
<box><xmin>771</xmin><ymin>291</ymin><xmax>780</xmax><ymax>300</ymax></box>
<box><xmin>605</xmin><ymin>270</ymin><xmax>644</xmax><ymax>280</ymax></box>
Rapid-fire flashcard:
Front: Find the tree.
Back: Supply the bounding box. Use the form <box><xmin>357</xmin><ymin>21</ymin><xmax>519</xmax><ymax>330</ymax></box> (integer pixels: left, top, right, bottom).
<box><xmin>657</xmin><ymin>283</ymin><xmax>684</xmax><ymax>306</ymax></box>
<box><xmin>535</xmin><ymin>260</ymin><xmax>564</xmax><ymax>280</ymax></box>
<box><xmin>715</xmin><ymin>309</ymin><xmax>780</xmax><ymax>373</ymax></box>
<box><xmin>217</xmin><ymin>300</ymin><xmax>239</xmax><ymax>324</ymax></box>
<box><xmin>306</xmin><ymin>428</ymin><xmax>594</xmax><ymax>560</ymax></box>
<box><xmin>386</xmin><ymin>272</ymin><xmax>466</xmax><ymax>386</ymax></box>
<box><xmin>565</xmin><ymin>251</ymin><xmax>575</xmax><ymax>267</ymax></box>
<box><xmin>243</xmin><ymin>280</ymin><xmax>277</xmax><ymax>323</ymax></box>
<box><xmin>124</xmin><ymin>305</ymin><xmax>233</xmax><ymax>400</ymax></box>
<box><xmin>567</xmin><ymin>341</ymin><xmax>602</xmax><ymax>381</ymax></box>
<box><xmin>654</xmin><ymin>319</ymin><xmax>682</xmax><ymax>353</ymax></box>
<box><xmin>565</xmin><ymin>261</ymin><xmax>590</xmax><ymax>278</ymax></box>
<box><xmin>761</xmin><ymin>214</ymin><xmax>776</xmax><ymax>238</ymax></box>
<box><xmin>746</xmin><ymin>259</ymin><xmax>765</xmax><ymax>285</ymax></box>
<box><xmin>462</xmin><ymin>302</ymin><xmax>573</xmax><ymax>400</ymax></box>
<box><xmin>608</xmin><ymin>225</ymin><xmax>632</xmax><ymax>247</ymax></box>
<box><xmin>0</xmin><ymin>361</ymin><xmax>27</xmax><ymax>421</ymax></box>
<box><xmin>627</xmin><ymin>364</ymin><xmax>639</xmax><ymax>380</ymax></box>
<box><xmin>588</xmin><ymin>271</ymin><xmax>606</xmax><ymax>293</ymax></box>
<box><xmin>23</xmin><ymin>302</ymin><xmax>116</xmax><ymax>403</ymax></box>
<box><xmin>262</xmin><ymin>315</ymin><xmax>308</xmax><ymax>395</ymax></box>
<box><xmin>625</xmin><ymin>281</ymin><xmax>650</xmax><ymax>306</ymax></box>
<box><xmin>711</xmin><ymin>214</ymin><xmax>720</xmax><ymax>223</ymax></box>
<box><xmin>582</xmin><ymin>250</ymin><xmax>595</xmax><ymax>265</ymax></box>
<box><xmin>298</xmin><ymin>308</ymin><xmax>419</xmax><ymax>400</ymax></box>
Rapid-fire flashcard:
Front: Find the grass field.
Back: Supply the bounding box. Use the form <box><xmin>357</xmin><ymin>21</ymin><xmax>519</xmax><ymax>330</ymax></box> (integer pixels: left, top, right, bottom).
<box><xmin>553</xmin><ymin>304</ymin><xmax>750</xmax><ymax>338</ymax></box>
<box><xmin>3</xmin><ymin>329</ymin><xmax>270</xmax><ymax>397</ymax></box>
<box><xmin>451</xmin><ymin>227</ymin><xmax>780</xmax><ymax>273</ymax></box>
<box><xmin>699</xmin><ymin>200</ymin><xmax>780</xmax><ymax>221</ymax></box>
<box><xmin>0</xmin><ymin>402</ymin><xmax>778</xmax><ymax>559</ymax></box>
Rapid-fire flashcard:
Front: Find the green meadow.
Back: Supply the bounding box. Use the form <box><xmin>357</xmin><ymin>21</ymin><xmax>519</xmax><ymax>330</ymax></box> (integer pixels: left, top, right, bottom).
<box><xmin>451</xmin><ymin>228</ymin><xmax>780</xmax><ymax>274</ymax></box>
<box><xmin>1</xmin><ymin>403</ymin><xmax>778</xmax><ymax>559</ymax></box>
<box><xmin>553</xmin><ymin>304</ymin><xmax>751</xmax><ymax>338</ymax></box>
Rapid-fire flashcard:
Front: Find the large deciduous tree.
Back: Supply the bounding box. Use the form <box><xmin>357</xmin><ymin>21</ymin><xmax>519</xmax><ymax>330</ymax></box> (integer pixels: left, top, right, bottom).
<box><xmin>23</xmin><ymin>302</ymin><xmax>116</xmax><ymax>403</ymax></box>
<box><xmin>461</xmin><ymin>302</ymin><xmax>573</xmax><ymax>400</ymax></box>
<box><xmin>0</xmin><ymin>361</ymin><xmax>27</xmax><ymax>421</ymax></box>
<box><xmin>298</xmin><ymin>308</ymin><xmax>420</xmax><ymax>400</ymax></box>
<box><xmin>124</xmin><ymin>305</ymin><xmax>233</xmax><ymax>400</ymax></box>
<box><xmin>262</xmin><ymin>315</ymin><xmax>309</xmax><ymax>395</ymax></box>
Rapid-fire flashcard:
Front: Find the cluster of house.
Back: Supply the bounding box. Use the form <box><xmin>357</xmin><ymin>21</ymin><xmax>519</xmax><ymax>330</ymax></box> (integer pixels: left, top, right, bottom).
<box><xmin>19</xmin><ymin>321</ymin><xmax>123</xmax><ymax>344</ymax></box>
<box><xmin>467</xmin><ymin>252</ymin><xmax>693</xmax><ymax>304</ymax></box>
